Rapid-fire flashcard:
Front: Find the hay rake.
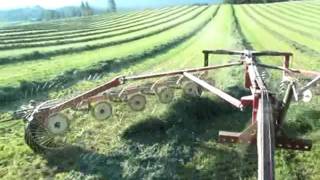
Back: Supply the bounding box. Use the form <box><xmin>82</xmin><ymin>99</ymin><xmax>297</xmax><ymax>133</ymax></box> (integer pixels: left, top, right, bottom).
<box><xmin>15</xmin><ymin>49</ymin><xmax>320</xmax><ymax>180</ymax></box>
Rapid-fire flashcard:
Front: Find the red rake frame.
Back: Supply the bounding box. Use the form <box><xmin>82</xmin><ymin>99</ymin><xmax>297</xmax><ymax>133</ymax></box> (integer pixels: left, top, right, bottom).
<box><xmin>26</xmin><ymin>49</ymin><xmax>320</xmax><ymax>180</ymax></box>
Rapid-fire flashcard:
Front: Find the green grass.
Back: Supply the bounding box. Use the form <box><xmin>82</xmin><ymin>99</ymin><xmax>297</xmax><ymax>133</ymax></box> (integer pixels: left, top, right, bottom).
<box><xmin>0</xmin><ymin>7</ymin><xmax>208</xmax><ymax>61</ymax></box>
<box><xmin>0</xmin><ymin>7</ymin><xmax>196</xmax><ymax>49</ymax></box>
<box><xmin>0</xmin><ymin>6</ymin><xmax>215</xmax><ymax>87</ymax></box>
<box><xmin>0</xmin><ymin>5</ymin><xmax>255</xmax><ymax>180</ymax></box>
<box><xmin>0</xmin><ymin>2</ymin><xmax>320</xmax><ymax>179</ymax></box>
<box><xmin>248</xmin><ymin>5</ymin><xmax>320</xmax><ymax>51</ymax></box>
<box><xmin>0</xmin><ymin>6</ymin><xmax>182</xmax><ymax>42</ymax></box>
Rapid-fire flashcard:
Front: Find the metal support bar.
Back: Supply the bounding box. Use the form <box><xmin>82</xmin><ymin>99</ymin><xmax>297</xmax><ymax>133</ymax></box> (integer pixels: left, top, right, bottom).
<box><xmin>256</xmin><ymin>63</ymin><xmax>320</xmax><ymax>78</ymax></box>
<box><xmin>299</xmin><ymin>76</ymin><xmax>320</xmax><ymax>93</ymax></box>
<box><xmin>257</xmin><ymin>92</ymin><xmax>275</xmax><ymax>180</ymax></box>
<box><xmin>283</xmin><ymin>55</ymin><xmax>290</xmax><ymax>77</ymax></box>
<box><xmin>125</xmin><ymin>62</ymin><xmax>243</xmax><ymax>81</ymax></box>
<box><xmin>183</xmin><ymin>72</ymin><xmax>243</xmax><ymax>109</ymax></box>
<box><xmin>278</xmin><ymin>82</ymin><xmax>294</xmax><ymax>127</ymax></box>
<box><xmin>203</xmin><ymin>51</ymin><xmax>209</xmax><ymax>67</ymax></box>
<box><xmin>290</xmin><ymin>68</ymin><xmax>320</xmax><ymax>78</ymax></box>
<box><xmin>50</xmin><ymin>77</ymin><xmax>123</xmax><ymax>114</ymax></box>
<box><xmin>219</xmin><ymin>122</ymin><xmax>257</xmax><ymax>144</ymax></box>
<box><xmin>203</xmin><ymin>49</ymin><xmax>292</xmax><ymax>57</ymax></box>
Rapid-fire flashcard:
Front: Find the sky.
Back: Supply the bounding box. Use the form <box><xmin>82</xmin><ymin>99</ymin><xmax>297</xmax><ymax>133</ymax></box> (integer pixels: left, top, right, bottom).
<box><xmin>0</xmin><ymin>0</ymin><xmax>217</xmax><ymax>10</ymax></box>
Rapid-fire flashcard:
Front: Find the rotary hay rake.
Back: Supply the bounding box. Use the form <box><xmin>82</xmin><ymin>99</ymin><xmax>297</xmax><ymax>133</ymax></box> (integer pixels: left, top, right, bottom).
<box><xmin>15</xmin><ymin>49</ymin><xmax>320</xmax><ymax>180</ymax></box>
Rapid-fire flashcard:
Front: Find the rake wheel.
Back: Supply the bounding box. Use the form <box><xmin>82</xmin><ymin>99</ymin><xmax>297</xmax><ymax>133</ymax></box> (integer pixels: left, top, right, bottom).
<box><xmin>25</xmin><ymin>119</ymin><xmax>46</xmax><ymax>153</ymax></box>
<box><xmin>24</xmin><ymin>113</ymin><xmax>69</xmax><ymax>153</ymax></box>
<box><xmin>302</xmin><ymin>89</ymin><xmax>313</xmax><ymax>103</ymax></box>
<box><xmin>156</xmin><ymin>86</ymin><xmax>175</xmax><ymax>104</ymax></box>
<box><xmin>91</xmin><ymin>101</ymin><xmax>113</xmax><ymax>120</ymax></box>
<box><xmin>182</xmin><ymin>81</ymin><xmax>202</xmax><ymax>97</ymax></box>
<box><xmin>128</xmin><ymin>94</ymin><xmax>147</xmax><ymax>111</ymax></box>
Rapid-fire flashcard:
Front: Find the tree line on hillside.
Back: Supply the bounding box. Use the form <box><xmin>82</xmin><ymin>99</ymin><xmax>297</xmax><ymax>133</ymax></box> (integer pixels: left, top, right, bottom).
<box><xmin>0</xmin><ymin>0</ymin><xmax>117</xmax><ymax>22</ymax></box>
<box><xmin>224</xmin><ymin>0</ymin><xmax>295</xmax><ymax>4</ymax></box>
<box><xmin>42</xmin><ymin>1</ymin><xmax>117</xmax><ymax>20</ymax></box>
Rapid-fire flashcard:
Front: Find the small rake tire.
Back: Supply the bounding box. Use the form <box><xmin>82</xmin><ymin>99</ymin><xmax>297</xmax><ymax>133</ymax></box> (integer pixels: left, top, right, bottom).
<box><xmin>128</xmin><ymin>94</ymin><xmax>147</xmax><ymax>111</ymax></box>
<box><xmin>46</xmin><ymin>113</ymin><xmax>69</xmax><ymax>135</ymax></box>
<box><xmin>91</xmin><ymin>101</ymin><xmax>113</xmax><ymax>120</ymax></box>
<box><xmin>156</xmin><ymin>86</ymin><xmax>175</xmax><ymax>104</ymax></box>
<box><xmin>302</xmin><ymin>90</ymin><xmax>313</xmax><ymax>103</ymax></box>
<box><xmin>182</xmin><ymin>81</ymin><xmax>202</xmax><ymax>97</ymax></box>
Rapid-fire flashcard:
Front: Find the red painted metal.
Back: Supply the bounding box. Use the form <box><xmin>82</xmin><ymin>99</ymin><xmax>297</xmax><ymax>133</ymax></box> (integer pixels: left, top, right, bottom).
<box><xmin>252</xmin><ymin>93</ymin><xmax>260</xmax><ymax>123</ymax></box>
<box><xmin>240</xmin><ymin>95</ymin><xmax>254</xmax><ymax>107</ymax></box>
<box><xmin>125</xmin><ymin>62</ymin><xmax>243</xmax><ymax>81</ymax></box>
<box><xmin>244</xmin><ymin>64</ymin><xmax>251</xmax><ymax>88</ymax></box>
<box><xmin>50</xmin><ymin>77</ymin><xmax>123</xmax><ymax>114</ymax></box>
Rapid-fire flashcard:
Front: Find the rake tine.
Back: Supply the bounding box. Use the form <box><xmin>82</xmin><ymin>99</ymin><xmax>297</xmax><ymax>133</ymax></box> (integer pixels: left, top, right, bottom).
<box><xmin>87</xmin><ymin>75</ymin><xmax>92</xmax><ymax>81</ymax></box>
<box><xmin>42</xmin><ymin>82</ymin><xmax>48</xmax><ymax>90</ymax></box>
<box><xmin>36</xmin><ymin>85</ymin><xmax>41</xmax><ymax>94</ymax></box>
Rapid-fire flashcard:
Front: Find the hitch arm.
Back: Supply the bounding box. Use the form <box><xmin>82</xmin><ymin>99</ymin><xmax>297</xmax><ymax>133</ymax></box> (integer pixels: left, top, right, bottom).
<box><xmin>183</xmin><ymin>72</ymin><xmax>243</xmax><ymax>109</ymax></box>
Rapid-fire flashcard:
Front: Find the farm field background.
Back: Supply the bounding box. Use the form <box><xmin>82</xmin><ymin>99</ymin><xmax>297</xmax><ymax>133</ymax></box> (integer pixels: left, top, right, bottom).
<box><xmin>0</xmin><ymin>1</ymin><xmax>320</xmax><ymax>179</ymax></box>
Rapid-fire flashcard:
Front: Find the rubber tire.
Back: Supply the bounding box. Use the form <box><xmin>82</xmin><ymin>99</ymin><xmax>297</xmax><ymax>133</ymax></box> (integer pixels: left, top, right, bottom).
<box><xmin>91</xmin><ymin>101</ymin><xmax>113</xmax><ymax>120</ymax></box>
<box><xmin>156</xmin><ymin>87</ymin><xmax>175</xmax><ymax>104</ymax></box>
<box><xmin>128</xmin><ymin>94</ymin><xmax>147</xmax><ymax>111</ymax></box>
<box><xmin>182</xmin><ymin>81</ymin><xmax>202</xmax><ymax>97</ymax></box>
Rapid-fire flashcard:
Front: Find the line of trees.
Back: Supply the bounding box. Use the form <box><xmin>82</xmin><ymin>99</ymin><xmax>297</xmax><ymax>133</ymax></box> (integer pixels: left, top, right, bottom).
<box><xmin>80</xmin><ymin>1</ymin><xmax>94</xmax><ymax>16</ymax></box>
<box><xmin>41</xmin><ymin>1</ymin><xmax>93</xmax><ymax>20</ymax></box>
<box><xmin>40</xmin><ymin>0</ymin><xmax>117</xmax><ymax>20</ymax></box>
<box><xmin>224</xmin><ymin>0</ymin><xmax>291</xmax><ymax>4</ymax></box>
<box><xmin>108</xmin><ymin>0</ymin><xmax>117</xmax><ymax>12</ymax></box>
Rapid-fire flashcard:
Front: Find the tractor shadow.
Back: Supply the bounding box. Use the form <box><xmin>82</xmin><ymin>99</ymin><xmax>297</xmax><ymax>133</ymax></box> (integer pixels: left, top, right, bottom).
<box><xmin>42</xmin><ymin>86</ymin><xmax>258</xmax><ymax>179</ymax></box>
<box><xmin>121</xmin><ymin>86</ymin><xmax>258</xmax><ymax>179</ymax></box>
<box><xmin>123</xmin><ymin>85</ymin><xmax>251</xmax><ymax>144</ymax></box>
<box><xmin>44</xmin><ymin>145</ymin><xmax>125</xmax><ymax>179</ymax></box>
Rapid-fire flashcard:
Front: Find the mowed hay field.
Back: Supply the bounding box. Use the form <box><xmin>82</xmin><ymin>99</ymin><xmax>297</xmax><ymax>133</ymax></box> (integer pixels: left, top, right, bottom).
<box><xmin>0</xmin><ymin>1</ymin><xmax>320</xmax><ymax>179</ymax></box>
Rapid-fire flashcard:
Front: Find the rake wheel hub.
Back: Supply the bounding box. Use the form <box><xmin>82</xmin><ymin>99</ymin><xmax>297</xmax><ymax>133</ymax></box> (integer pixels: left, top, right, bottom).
<box><xmin>156</xmin><ymin>86</ymin><xmax>175</xmax><ymax>104</ymax></box>
<box><xmin>128</xmin><ymin>94</ymin><xmax>146</xmax><ymax>111</ymax></box>
<box><xmin>91</xmin><ymin>101</ymin><xmax>113</xmax><ymax>120</ymax></box>
<box><xmin>182</xmin><ymin>81</ymin><xmax>202</xmax><ymax>97</ymax></box>
<box><xmin>46</xmin><ymin>113</ymin><xmax>69</xmax><ymax>135</ymax></box>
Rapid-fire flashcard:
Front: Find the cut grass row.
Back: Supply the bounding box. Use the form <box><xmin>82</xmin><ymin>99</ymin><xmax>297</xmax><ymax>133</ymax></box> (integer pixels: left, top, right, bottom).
<box><xmin>0</xmin><ymin>6</ymin><xmax>219</xmax><ymax>103</ymax></box>
<box><xmin>230</xmin><ymin>5</ymin><xmax>252</xmax><ymax>50</ymax></box>
<box><xmin>255</xmin><ymin>4</ymin><xmax>320</xmax><ymax>38</ymax></box>
<box><xmin>86</xmin><ymin>7</ymin><xmax>176</xmax><ymax>29</ymax></box>
<box><xmin>267</xmin><ymin>3</ymin><xmax>320</xmax><ymax>26</ymax></box>
<box><xmin>0</xmin><ymin>7</ymin><xmax>176</xmax><ymax>39</ymax></box>
<box><xmin>301</xmin><ymin>1</ymin><xmax>320</xmax><ymax>12</ymax></box>
<box><xmin>0</xmin><ymin>8</ymin><xmax>156</xmax><ymax>33</ymax></box>
<box><xmin>0</xmin><ymin>7</ymin><xmax>197</xmax><ymax>48</ymax></box>
<box><xmin>283</xmin><ymin>1</ymin><xmax>320</xmax><ymax>18</ymax></box>
<box><xmin>235</xmin><ymin>5</ymin><xmax>319</xmax><ymax>70</ymax></box>
<box><xmin>245</xmin><ymin>5</ymin><xmax>320</xmax><ymax>53</ymax></box>
<box><xmin>0</xmin><ymin>7</ymin><xmax>168</xmax><ymax>37</ymax></box>
<box><xmin>0</xmin><ymin>12</ymin><xmax>127</xmax><ymax>35</ymax></box>
<box><xmin>248</xmin><ymin>5</ymin><xmax>320</xmax><ymax>45</ymax></box>
<box><xmin>0</xmin><ymin>6</ymin><xmax>209</xmax><ymax>65</ymax></box>
<box><xmin>261</xmin><ymin>4</ymin><xmax>320</xmax><ymax>31</ymax></box>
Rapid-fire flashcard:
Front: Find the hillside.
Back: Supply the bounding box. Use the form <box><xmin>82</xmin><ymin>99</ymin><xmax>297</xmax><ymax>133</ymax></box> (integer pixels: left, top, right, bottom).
<box><xmin>0</xmin><ymin>1</ymin><xmax>319</xmax><ymax>179</ymax></box>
